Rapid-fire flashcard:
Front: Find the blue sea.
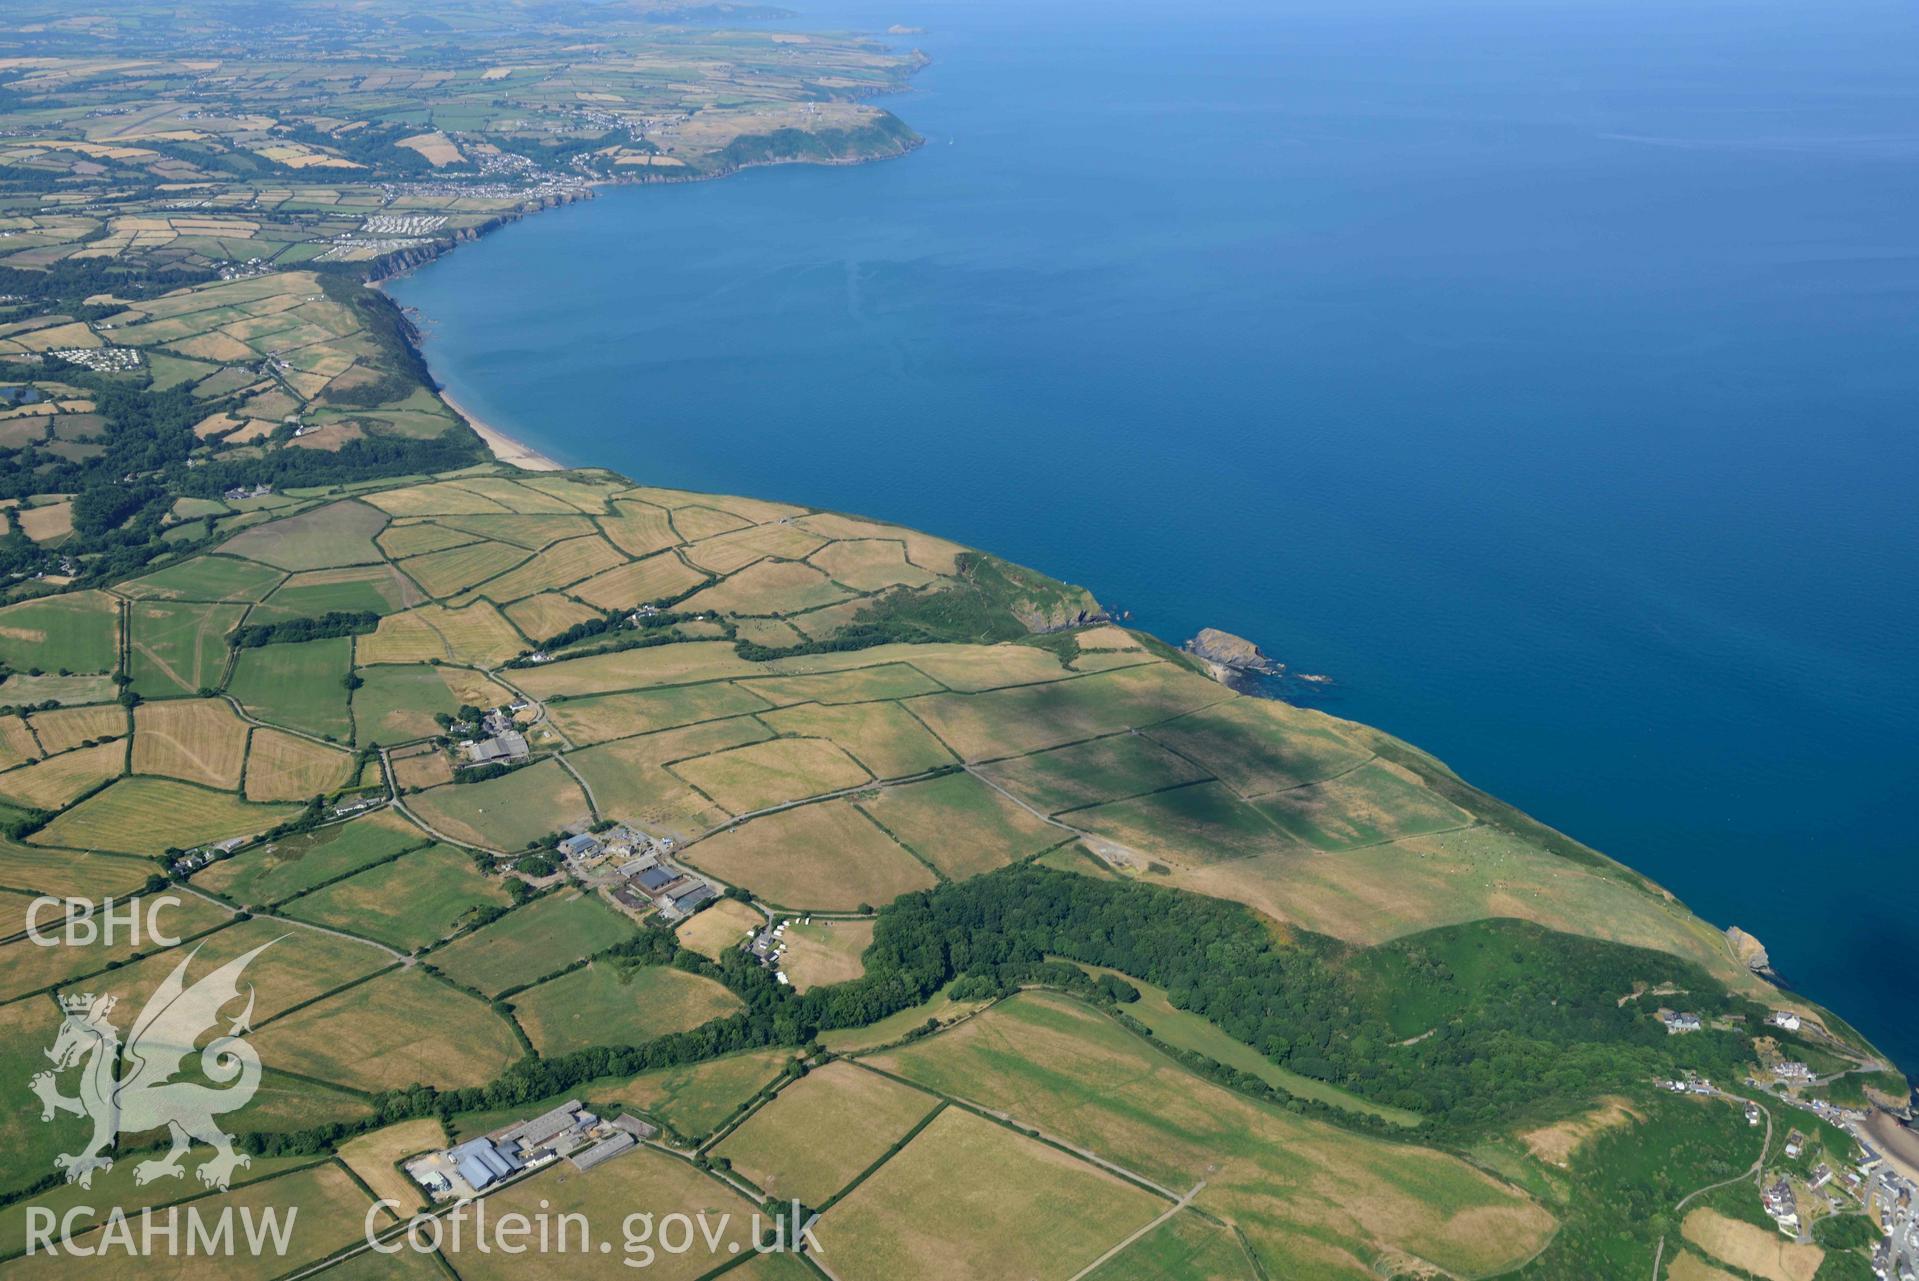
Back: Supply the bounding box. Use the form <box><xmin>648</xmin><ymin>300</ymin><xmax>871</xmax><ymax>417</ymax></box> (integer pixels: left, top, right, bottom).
<box><xmin>390</xmin><ymin>0</ymin><xmax>1919</xmax><ymax>1074</ymax></box>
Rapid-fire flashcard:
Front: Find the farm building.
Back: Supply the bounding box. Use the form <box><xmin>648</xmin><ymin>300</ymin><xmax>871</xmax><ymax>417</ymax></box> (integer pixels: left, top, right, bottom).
<box><xmin>669</xmin><ymin>882</ymin><xmax>715</xmax><ymax>913</ymax></box>
<box><xmin>449</xmin><ymin>1137</ymin><xmax>523</xmax><ymax>1191</ymax></box>
<box><xmin>558</xmin><ymin>833</ymin><xmax>604</xmax><ymax>861</ymax></box>
<box><xmin>634</xmin><ymin>864</ymin><xmax>679</xmax><ymax>893</ymax></box>
<box><xmin>463</xmin><ymin>730</ymin><xmax>529</xmax><ymax>766</ymax></box>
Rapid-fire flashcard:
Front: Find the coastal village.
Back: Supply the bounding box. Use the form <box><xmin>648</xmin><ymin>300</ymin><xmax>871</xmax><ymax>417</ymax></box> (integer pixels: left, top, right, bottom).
<box><xmin>1654</xmin><ymin>1005</ymin><xmax>1919</xmax><ymax>1278</ymax></box>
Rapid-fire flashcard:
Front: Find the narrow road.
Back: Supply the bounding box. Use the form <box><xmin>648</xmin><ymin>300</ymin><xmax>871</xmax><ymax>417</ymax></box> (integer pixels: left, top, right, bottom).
<box><xmin>1067</xmin><ymin>1181</ymin><xmax>1206</xmax><ymax>1281</ymax></box>
<box><xmin>1653</xmin><ymin>1094</ymin><xmax>1773</xmax><ymax>1280</ymax></box>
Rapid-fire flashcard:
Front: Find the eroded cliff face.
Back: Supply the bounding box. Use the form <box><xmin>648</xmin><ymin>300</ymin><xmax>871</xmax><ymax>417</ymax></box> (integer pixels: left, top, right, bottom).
<box><xmin>1726</xmin><ymin>925</ymin><xmax>1772</xmax><ymax>973</ymax></box>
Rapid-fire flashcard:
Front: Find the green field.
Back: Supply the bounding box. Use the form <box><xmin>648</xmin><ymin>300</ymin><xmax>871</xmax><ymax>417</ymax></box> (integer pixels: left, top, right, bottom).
<box><xmin>249</xmin><ymin>564</ymin><xmax>421</xmax><ymax>619</ymax></box>
<box><xmin>253</xmin><ymin>968</ymin><xmax>522</xmax><ymax>1092</ymax></box>
<box><xmin>1086</xmin><ymin>1209</ymin><xmax>1256</xmax><ymax>1281</ymax></box>
<box><xmin>195</xmin><ymin>809</ymin><xmax>427</xmax><ymax>905</ymax></box>
<box><xmin>30</xmin><ymin>777</ymin><xmax>299</xmax><ymax>855</ymax></box>
<box><xmin>611</xmin><ymin>1049</ymin><xmax>797</xmax><ymax>1140</ymax></box>
<box><xmin>426</xmin><ymin>889</ymin><xmax>636</xmax><ymax>995</ymax></box>
<box><xmin>127</xmin><ymin>600</ymin><xmax>245</xmax><ymax>696</ymax></box>
<box><xmin>350</xmin><ymin>662</ymin><xmax>459</xmax><ymax>744</ymax></box>
<box><xmin>405</xmin><ymin>759</ymin><xmax>593</xmax><ymax>850</ymax></box>
<box><xmin>226</xmin><ymin>635</ymin><xmax>353</xmax><ymax>739</ymax></box>
<box><xmin>66</xmin><ymin>914</ymin><xmax>391</xmax><ymax>1028</ymax></box>
<box><xmin>115</xmin><ymin>553</ymin><xmax>285</xmax><ymax>602</ymax></box>
<box><xmin>512</xmin><ymin>959</ymin><xmax>744</xmax><ymax>1056</ymax></box>
<box><xmin>0</xmin><ymin>591</ymin><xmax>118</xmax><ymax>672</ymax></box>
<box><xmin>280</xmin><ymin>842</ymin><xmax>514</xmax><ymax>950</ymax></box>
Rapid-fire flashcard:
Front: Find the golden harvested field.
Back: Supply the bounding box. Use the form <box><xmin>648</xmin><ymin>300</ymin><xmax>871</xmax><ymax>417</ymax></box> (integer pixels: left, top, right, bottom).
<box><xmin>675</xmin><ymin>897</ymin><xmax>765</xmax><ymax>960</ymax></box>
<box><xmin>504</xmin><ymin>590</ymin><xmax>603</xmax><ymax>641</ymax></box>
<box><xmin>715</xmin><ymin>1062</ymin><xmax>937</xmax><ymax>1205</ymax></box>
<box><xmin>358</xmin><ymin>601</ymin><xmax>525</xmax><ymax>666</ymax></box>
<box><xmin>679</xmin><ymin>559</ymin><xmax>852</xmax><ymax>617</ymax></box>
<box><xmin>566</xmin><ymin>716</ymin><xmax>771</xmax><ymax>836</ymax></box>
<box><xmin>856</xmin><ymin>771</ymin><xmax>1062</xmax><ymax>880</ymax></box>
<box><xmin>878</xmin><ymin>641</ymin><xmax>1077</xmax><ymax>692</ymax></box>
<box><xmin>0</xmin><ymin>1162</ymin><xmax>390</xmax><ymax>1281</ymax></box>
<box><xmin>451</xmin><ymin>477</ymin><xmax>586</xmax><ymax>514</ymax></box>
<box><xmin>338</xmin><ymin>1117</ymin><xmax>447</xmax><ymax>1215</ymax></box>
<box><xmin>794</xmin><ymin>513</ymin><xmax>966</xmax><ymax>575</ymax></box>
<box><xmin>683</xmin><ymin>800</ymin><xmax>937</xmax><ymax>911</ymax></box>
<box><xmin>28</xmin><ymin>776</ymin><xmax>298</xmax><ymax>854</ymax></box>
<box><xmin>440</xmin><ymin>512</ymin><xmax>601</xmax><ymax>549</ymax></box>
<box><xmin>456</xmin><ymin>534</ymin><xmax>627</xmax><ymax>603</ymax></box>
<box><xmin>1667</xmin><ymin>1253</ymin><xmax>1745</xmax><ymax>1281</ymax></box>
<box><xmin>759</xmin><ymin>700</ymin><xmax>953</xmax><ymax>778</ymax></box>
<box><xmin>391</xmin><ymin>745</ymin><xmax>453</xmax><ymax>789</ymax></box>
<box><xmin>244</xmin><ymin>727</ymin><xmax>354</xmax><ymax>801</ymax></box>
<box><xmin>778</xmin><ymin>917</ymin><xmax>874</xmax><ymax>991</ymax></box>
<box><xmin>545</xmin><ymin>682</ymin><xmax>773</xmax><ymax>746</ymax></box>
<box><xmin>808</xmin><ymin>538</ymin><xmax>938</xmax><ymax>592</ymax></box>
<box><xmin>571</xmin><ymin>550</ymin><xmax>708</xmax><ymax>610</ymax></box>
<box><xmin>26</xmin><ymin>703</ymin><xmax>125</xmax><ymax>754</ymax></box>
<box><xmin>1681</xmin><ymin>1210</ymin><xmax>1823</xmax><ymax>1281</ymax></box>
<box><xmin>0</xmin><ymin>740</ymin><xmax>124</xmax><ymax>810</ymax></box>
<box><xmin>821</xmin><ymin>1105</ymin><xmax>1165</xmax><ymax>1281</ymax></box>
<box><xmin>907</xmin><ymin>662</ymin><xmax>1232</xmax><ymax>760</ymax></box>
<box><xmin>512</xmin><ymin>640</ymin><xmax>760</xmax><ymax>698</ymax></box>
<box><xmin>0</xmin><ymin>716</ymin><xmax>37</xmax><ymax>770</ymax></box>
<box><xmin>598</xmin><ymin>500</ymin><xmax>679</xmax><ymax>555</ymax></box>
<box><xmin>255</xmin><ymin>968</ymin><xmax>522</xmax><ymax>1092</ymax></box>
<box><xmin>668</xmin><ymin>504</ymin><xmax>752</xmax><ymax>541</ymax></box>
<box><xmin>741</xmin><ymin>661</ymin><xmax>945</xmax><ymax>706</ymax></box>
<box><xmin>132</xmin><ymin>697</ymin><xmax>250</xmax><ymax>787</ymax></box>
<box><xmin>397</xmin><ymin>129</ymin><xmax>464</xmax><ymax>165</ymax></box>
<box><xmin>397</xmin><ymin>538</ymin><xmax>528</xmax><ymax>597</ymax></box>
<box><xmin>364</xmin><ymin>481</ymin><xmax>516</xmax><ymax>516</ymax></box>
<box><xmin>1520</xmin><ymin>1097</ymin><xmax>1641</xmax><ymax>1167</ymax></box>
<box><xmin>671</xmin><ymin>735</ymin><xmax>872</xmax><ymax>813</ymax></box>
<box><xmin>682</xmin><ymin>522</ymin><xmax>827</xmax><ymax>574</ymax></box>
<box><xmin>377</xmin><ymin>520</ymin><xmax>480</xmax><ymax>558</ymax></box>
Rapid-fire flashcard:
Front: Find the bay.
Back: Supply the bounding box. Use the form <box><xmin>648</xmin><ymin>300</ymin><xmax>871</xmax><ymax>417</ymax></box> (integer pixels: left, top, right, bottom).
<box><xmin>390</xmin><ymin>0</ymin><xmax>1919</xmax><ymax>1072</ymax></box>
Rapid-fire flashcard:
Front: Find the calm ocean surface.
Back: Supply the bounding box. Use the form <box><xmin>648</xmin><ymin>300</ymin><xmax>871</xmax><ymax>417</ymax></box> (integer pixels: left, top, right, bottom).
<box><xmin>390</xmin><ymin>0</ymin><xmax>1919</xmax><ymax>1073</ymax></box>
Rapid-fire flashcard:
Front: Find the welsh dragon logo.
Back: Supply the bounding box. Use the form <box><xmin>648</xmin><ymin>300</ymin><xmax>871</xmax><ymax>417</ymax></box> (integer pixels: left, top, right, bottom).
<box><xmin>30</xmin><ymin>940</ymin><xmax>277</xmax><ymax>1191</ymax></box>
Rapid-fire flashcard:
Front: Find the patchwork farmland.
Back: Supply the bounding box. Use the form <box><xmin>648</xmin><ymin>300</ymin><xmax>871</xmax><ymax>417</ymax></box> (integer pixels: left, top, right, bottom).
<box><xmin>0</xmin><ymin>463</ymin><xmax>1898</xmax><ymax>1281</ymax></box>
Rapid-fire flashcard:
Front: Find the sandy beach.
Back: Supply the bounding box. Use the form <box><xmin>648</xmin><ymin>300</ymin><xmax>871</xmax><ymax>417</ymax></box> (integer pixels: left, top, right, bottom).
<box><xmin>438</xmin><ymin>384</ymin><xmax>565</xmax><ymax>472</ymax></box>
<box><xmin>1868</xmin><ymin>1108</ymin><xmax>1919</xmax><ymax>1185</ymax></box>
